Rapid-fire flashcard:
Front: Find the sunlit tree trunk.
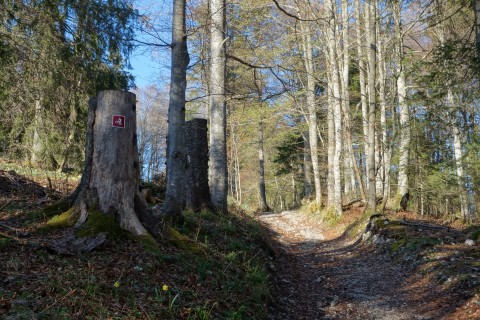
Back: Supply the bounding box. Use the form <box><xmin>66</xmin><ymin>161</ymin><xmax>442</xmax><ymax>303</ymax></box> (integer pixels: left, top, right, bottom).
<box><xmin>31</xmin><ymin>97</ymin><xmax>43</xmax><ymax>165</ymax></box>
<box><xmin>209</xmin><ymin>0</ymin><xmax>228</xmax><ymax>211</ymax></box>
<box><xmin>327</xmin><ymin>67</ymin><xmax>335</xmax><ymax>207</ymax></box>
<box><xmin>449</xmin><ymin>91</ymin><xmax>471</xmax><ymax>220</ymax></box>
<box><xmin>325</xmin><ymin>0</ymin><xmax>343</xmax><ymax>215</ymax></box>
<box><xmin>365</xmin><ymin>0</ymin><xmax>377</xmax><ymax>210</ymax></box>
<box><xmin>302</xmin><ymin>132</ymin><xmax>313</xmax><ymax>197</ymax></box>
<box><xmin>163</xmin><ymin>0</ymin><xmax>189</xmax><ymax>216</ymax></box>
<box><xmin>258</xmin><ymin>120</ymin><xmax>270</xmax><ymax>211</ymax></box>
<box><xmin>378</xmin><ymin>33</ymin><xmax>392</xmax><ymax>210</ymax></box>
<box><xmin>377</xmin><ymin>15</ymin><xmax>385</xmax><ymax>199</ymax></box>
<box><xmin>394</xmin><ymin>0</ymin><xmax>410</xmax><ymax>198</ymax></box>
<box><xmin>355</xmin><ymin>0</ymin><xmax>369</xmax><ymax>192</ymax></box>
<box><xmin>340</xmin><ymin>0</ymin><xmax>362</xmax><ymax>201</ymax></box>
<box><xmin>298</xmin><ymin>8</ymin><xmax>322</xmax><ymax>209</ymax></box>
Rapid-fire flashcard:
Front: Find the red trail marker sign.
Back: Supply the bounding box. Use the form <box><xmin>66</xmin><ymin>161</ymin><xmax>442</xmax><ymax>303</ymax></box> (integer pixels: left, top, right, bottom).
<box><xmin>112</xmin><ymin>115</ymin><xmax>125</xmax><ymax>128</ymax></box>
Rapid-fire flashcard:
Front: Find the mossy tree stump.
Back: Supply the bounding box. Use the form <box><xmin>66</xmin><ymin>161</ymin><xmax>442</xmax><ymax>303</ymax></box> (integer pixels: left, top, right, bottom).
<box><xmin>70</xmin><ymin>90</ymin><xmax>148</xmax><ymax>236</ymax></box>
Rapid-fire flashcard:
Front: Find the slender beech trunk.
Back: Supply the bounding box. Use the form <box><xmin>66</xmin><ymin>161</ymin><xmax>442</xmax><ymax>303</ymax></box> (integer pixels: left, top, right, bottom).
<box><xmin>449</xmin><ymin>91</ymin><xmax>471</xmax><ymax>220</ymax></box>
<box><xmin>209</xmin><ymin>0</ymin><xmax>228</xmax><ymax>211</ymax></box>
<box><xmin>325</xmin><ymin>0</ymin><xmax>343</xmax><ymax>215</ymax></box>
<box><xmin>302</xmin><ymin>132</ymin><xmax>313</xmax><ymax>197</ymax></box>
<box><xmin>355</xmin><ymin>0</ymin><xmax>369</xmax><ymax>191</ymax></box>
<box><xmin>291</xmin><ymin>172</ymin><xmax>298</xmax><ymax>207</ymax></box>
<box><xmin>366</xmin><ymin>0</ymin><xmax>377</xmax><ymax>211</ymax></box>
<box><xmin>341</xmin><ymin>0</ymin><xmax>364</xmax><ymax>201</ymax></box>
<box><xmin>377</xmin><ymin>16</ymin><xmax>386</xmax><ymax>200</ymax></box>
<box><xmin>258</xmin><ymin>121</ymin><xmax>269</xmax><ymax>211</ymax></box>
<box><xmin>31</xmin><ymin>97</ymin><xmax>43</xmax><ymax>165</ymax></box>
<box><xmin>395</xmin><ymin>0</ymin><xmax>410</xmax><ymax>198</ymax></box>
<box><xmin>163</xmin><ymin>0</ymin><xmax>189</xmax><ymax>216</ymax></box>
<box><xmin>299</xmin><ymin>10</ymin><xmax>322</xmax><ymax>209</ymax></box>
<box><xmin>327</xmin><ymin>67</ymin><xmax>335</xmax><ymax>207</ymax></box>
<box><xmin>341</xmin><ymin>0</ymin><xmax>355</xmax><ymax>198</ymax></box>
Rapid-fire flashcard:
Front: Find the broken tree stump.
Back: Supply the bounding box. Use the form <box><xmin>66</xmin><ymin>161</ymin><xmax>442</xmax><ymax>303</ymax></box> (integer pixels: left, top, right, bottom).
<box><xmin>185</xmin><ymin>118</ymin><xmax>212</xmax><ymax>212</ymax></box>
<box><xmin>66</xmin><ymin>90</ymin><xmax>149</xmax><ymax>236</ymax></box>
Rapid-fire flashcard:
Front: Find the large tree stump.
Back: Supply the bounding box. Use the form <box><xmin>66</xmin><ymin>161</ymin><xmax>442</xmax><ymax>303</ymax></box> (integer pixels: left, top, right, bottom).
<box><xmin>72</xmin><ymin>90</ymin><xmax>148</xmax><ymax>236</ymax></box>
<box><xmin>185</xmin><ymin>118</ymin><xmax>212</xmax><ymax>212</ymax></box>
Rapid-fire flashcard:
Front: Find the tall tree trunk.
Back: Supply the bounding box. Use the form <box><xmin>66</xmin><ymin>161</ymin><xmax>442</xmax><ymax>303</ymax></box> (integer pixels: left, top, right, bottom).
<box><xmin>340</xmin><ymin>0</ymin><xmax>364</xmax><ymax>202</ymax></box>
<box><xmin>325</xmin><ymin>0</ymin><xmax>343</xmax><ymax>215</ymax></box>
<box><xmin>163</xmin><ymin>0</ymin><xmax>189</xmax><ymax>216</ymax></box>
<box><xmin>449</xmin><ymin>91</ymin><xmax>471</xmax><ymax>221</ymax></box>
<box><xmin>366</xmin><ymin>0</ymin><xmax>377</xmax><ymax>211</ymax></box>
<box><xmin>302</xmin><ymin>132</ymin><xmax>313</xmax><ymax>197</ymax></box>
<box><xmin>185</xmin><ymin>119</ymin><xmax>212</xmax><ymax>211</ymax></box>
<box><xmin>31</xmin><ymin>97</ymin><xmax>43</xmax><ymax>165</ymax></box>
<box><xmin>378</xmin><ymin>33</ymin><xmax>389</xmax><ymax>206</ymax></box>
<box><xmin>299</xmin><ymin>11</ymin><xmax>322</xmax><ymax>209</ymax></box>
<box><xmin>341</xmin><ymin>0</ymin><xmax>353</xmax><ymax>198</ymax></box>
<box><xmin>209</xmin><ymin>0</ymin><xmax>228</xmax><ymax>211</ymax></box>
<box><xmin>355</xmin><ymin>0</ymin><xmax>369</xmax><ymax>191</ymax></box>
<box><xmin>258</xmin><ymin>121</ymin><xmax>270</xmax><ymax>211</ymax></box>
<box><xmin>395</xmin><ymin>0</ymin><xmax>410</xmax><ymax>199</ymax></box>
<box><xmin>291</xmin><ymin>172</ymin><xmax>298</xmax><ymax>208</ymax></box>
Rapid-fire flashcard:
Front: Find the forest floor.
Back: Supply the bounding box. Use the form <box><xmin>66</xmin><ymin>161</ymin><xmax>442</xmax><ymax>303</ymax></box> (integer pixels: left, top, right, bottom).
<box><xmin>2</xmin><ymin>161</ymin><xmax>480</xmax><ymax>319</ymax></box>
<box><xmin>258</xmin><ymin>205</ymin><xmax>480</xmax><ymax>320</ymax></box>
<box><xmin>0</xmin><ymin>163</ymin><xmax>270</xmax><ymax>319</ymax></box>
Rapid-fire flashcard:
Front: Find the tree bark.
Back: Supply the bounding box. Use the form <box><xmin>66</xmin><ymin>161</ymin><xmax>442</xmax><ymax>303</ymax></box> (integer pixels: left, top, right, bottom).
<box><xmin>88</xmin><ymin>91</ymin><xmax>147</xmax><ymax>234</ymax></box>
<box><xmin>299</xmin><ymin>14</ymin><xmax>322</xmax><ymax>209</ymax></box>
<box><xmin>185</xmin><ymin>118</ymin><xmax>212</xmax><ymax>212</ymax></box>
<box><xmin>340</xmin><ymin>0</ymin><xmax>356</xmax><ymax>200</ymax></box>
<box><xmin>163</xmin><ymin>0</ymin><xmax>189</xmax><ymax>216</ymax></box>
<box><xmin>355</xmin><ymin>0</ymin><xmax>369</xmax><ymax>192</ymax></box>
<box><xmin>258</xmin><ymin>121</ymin><xmax>270</xmax><ymax>212</ymax></box>
<box><xmin>31</xmin><ymin>97</ymin><xmax>44</xmax><ymax>165</ymax></box>
<box><xmin>449</xmin><ymin>92</ymin><xmax>471</xmax><ymax>220</ymax></box>
<box><xmin>325</xmin><ymin>0</ymin><xmax>343</xmax><ymax>215</ymax></box>
<box><xmin>302</xmin><ymin>132</ymin><xmax>313</xmax><ymax>197</ymax></box>
<box><xmin>366</xmin><ymin>0</ymin><xmax>377</xmax><ymax>211</ymax></box>
<box><xmin>209</xmin><ymin>0</ymin><xmax>228</xmax><ymax>212</ymax></box>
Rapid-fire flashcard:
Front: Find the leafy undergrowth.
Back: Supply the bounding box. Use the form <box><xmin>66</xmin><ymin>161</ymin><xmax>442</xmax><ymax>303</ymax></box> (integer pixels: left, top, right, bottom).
<box><xmin>0</xmin><ymin>169</ymin><xmax>271</xmax><ymax>319</ymax></box>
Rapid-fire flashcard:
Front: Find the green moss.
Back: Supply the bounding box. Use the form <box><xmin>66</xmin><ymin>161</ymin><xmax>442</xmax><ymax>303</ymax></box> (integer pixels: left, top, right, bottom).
<box><xmin>390</xmin><ymin>236</ymin><xmax>442</xmax><ymax>254</ymax></box>
<box><xmin>76</xmin><ymin>211</ymin><xmax>126</xmax><ymax>239</ymax></box>
<box><xmin>26</xmin><ymin>199</ymin><xmax>73</xmax><ymax>223</ymax></box>
<box><xmin>391</xmin><ymin>238</ymin><xmax>407</xmax><ymax>253</ymax></box>
<box><xmin>136</xmin><ymin>234</ymin><xmax>160</xmax><ymax>253</ymax></box>
<box><xmin>346</xmin><ymin>212</ymin><xmax>371</xmax><ymax>237</ymax></box>
<box><xmin>46</xmin><ymin>207</ymin><xmax>77</xmax><ymax>229</ymax></box>
<box><xmin>166</xmin><ymin>225</ymin><xmax>207</xmax><ymax>255</ymax></box>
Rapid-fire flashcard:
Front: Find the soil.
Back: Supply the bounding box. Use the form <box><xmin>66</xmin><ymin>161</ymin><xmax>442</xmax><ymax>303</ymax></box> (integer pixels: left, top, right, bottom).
<box><xmin>258</xmin><ymin>209</ymin><xmax>480</xmax><ymax>320</ymax></box>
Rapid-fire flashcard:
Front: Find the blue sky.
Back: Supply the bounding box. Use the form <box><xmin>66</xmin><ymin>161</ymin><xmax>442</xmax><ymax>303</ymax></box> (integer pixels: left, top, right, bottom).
<box><xmin>130</xmin><ymin>49</ymin><xmax>158</xmax><ymax>87</ymax></box>
<box><xmin>128</xmin><ymin>0</ymin><xmax>172</xmax><ymax>88</ymax></box>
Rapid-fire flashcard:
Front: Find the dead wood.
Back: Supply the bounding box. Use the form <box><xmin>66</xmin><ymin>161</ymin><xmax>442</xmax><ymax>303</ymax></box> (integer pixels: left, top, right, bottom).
<box><xmin>47</xmin><ymin>230</ymin><xmax>107</xmax><ymax>255</ymax></box>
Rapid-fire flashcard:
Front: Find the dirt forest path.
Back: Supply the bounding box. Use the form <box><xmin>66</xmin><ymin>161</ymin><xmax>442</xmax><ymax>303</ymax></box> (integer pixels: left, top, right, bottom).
<box><xmin>257</xmin><ymin>210</ymin><xmax>437</xmax><ymax>320</ymax></box>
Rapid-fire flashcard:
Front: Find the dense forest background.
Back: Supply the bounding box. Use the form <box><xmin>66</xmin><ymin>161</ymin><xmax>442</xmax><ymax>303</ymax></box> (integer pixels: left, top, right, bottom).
<box><xmin>1</xmin><ymin>0</ymin><xmax>480</xmax><ymax>219</ymax></box>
